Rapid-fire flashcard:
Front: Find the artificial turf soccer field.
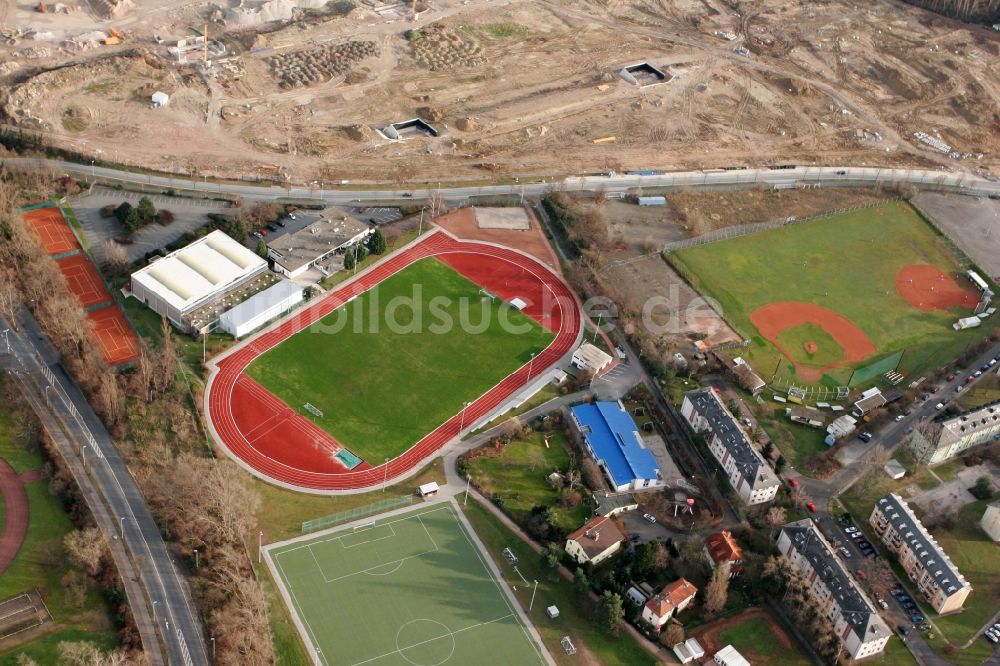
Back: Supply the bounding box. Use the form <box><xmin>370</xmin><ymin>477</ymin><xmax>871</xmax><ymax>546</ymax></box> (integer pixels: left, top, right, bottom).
<box><xmin>245</xmin><ymin>257</ymin><xmax>554</xmax><ymax>463</ymax></box>
<box><xmin>268</xmin><ymin>504</ymin><xmax>547</xmax><ymax>666</ymax></box>
<box><xmin>669</xmin><ymin>202</ymin><xmax>989</xmax><ymax>385</ymax></box>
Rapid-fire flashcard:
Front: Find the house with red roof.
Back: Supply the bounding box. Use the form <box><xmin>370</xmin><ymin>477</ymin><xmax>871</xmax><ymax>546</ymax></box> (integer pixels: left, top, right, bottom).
<box><xmin>640</xmin><ymin>578</ymin><xmax>698</xmax><ymax>630</ymax></box>
<box><xmin>703</xmin><ymin>531</ymin><xmax>744</xmax><ymax>578</ymax></box>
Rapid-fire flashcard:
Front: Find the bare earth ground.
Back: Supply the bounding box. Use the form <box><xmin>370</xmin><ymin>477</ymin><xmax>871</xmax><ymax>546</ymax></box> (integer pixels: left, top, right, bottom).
<box><xmin>1</xmin><ymin>0</ymin><xmax>998</xmax><ymax>182</ymax></box>
<box><xmin>912</xmin><ymin>191</ymin><xmax>1000</xmax><ymax>280</ymax></box>
<box><xmin>906</xmin><ymin>461</ymin><xmax>1000</xmax><ymax>515</ymax></box>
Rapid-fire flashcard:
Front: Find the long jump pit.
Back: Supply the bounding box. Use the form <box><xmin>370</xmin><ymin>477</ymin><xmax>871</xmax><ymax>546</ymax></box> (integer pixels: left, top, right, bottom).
<box><xmin>205</xmin><ymin>230</ymin><xmax>582</xmax><ymax>493</ymax></box>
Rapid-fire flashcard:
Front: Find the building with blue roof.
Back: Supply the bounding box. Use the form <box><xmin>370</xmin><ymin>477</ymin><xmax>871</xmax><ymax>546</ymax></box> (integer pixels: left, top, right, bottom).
<box><xmin>569</xmin><ymin>401</ymin><xmax>662</xmax><ymax>492</ymax></box>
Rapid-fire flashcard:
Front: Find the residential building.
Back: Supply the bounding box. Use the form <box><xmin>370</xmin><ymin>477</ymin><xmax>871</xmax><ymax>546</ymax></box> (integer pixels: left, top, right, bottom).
<box><xmin>704</xmin><ymin>531</ymin><xmax>744</xmax><ymax>577</ymax></box>
<box><xmin>672</xmin><ymin>638</ymin><xmax>705</xmax><ymax>664</ymax></box>
<box><xmin>564</xmin><ymin>516</ymin><xmax>625</xmax><ymax>565</ymax></box>
<box><xmin>571</xmin><ymin>342</ymin><xmax>612</xmax><ymax>373</ymax></box>
<box><xmin>826</xmin><ymin>414</ymin><xmax>858</xmax><ymax>443</ymax></box>
<box><xmin>853</xmin><ymin>387</ymin><xmax>887</xmax><ymax>416</ymax></box>
<box><xmin>267</xmin><ymin>211</ymin><xmax>372</xmax><ymax>278</ymax></box>
<box><xmin>680</xmin><ymin>389</ymin><xmax>781</xmax><ymax>505</ymax></box>
<box><xmin>731</xmin><ymin>356</ymin><xmax>766</xmax><ymax>395</ymax></box>
<box><xmin>908</xmin><ymin>400</ymin><xmax>1000</xmax><ymax>464</ymax></box>
<box><xmin>788</xmin><ymin>405</ymin><xmax>825</xmax><ymax>428</ymax></box>
<box><xmin>869</xmin><ymin>494</ymin><xmax>972</xmax><ymax>613</ymax></box>
<box><xmin>981</xmin><ymin>501</ymin><xmax>1000</xmax><ymax>542</ymax></box>
<box><xmin>640</xmin><ymin>578</ymin><xmax>698</xmax><ymax>630</ymax></box>
<box><xmin>713</xmin><ymin>645</ymin><xmax>750</xmax><ymax>666</ymax></box>
<box><xmin>592</xmin><ymin>491</ymin><xmax>639</xmax><ymax>517</ymax></box>
<box><xmin>777</xmin><ymin>520</ymin><xmax>891</xmax><ymax>660</ymax></box>
<box><xmin>218</xmin><ymin>280</ymin><xmax>302</xmax><ymax>338</ymax></box>
<box><xmin>130</xmin><ymin>230</ymin><xmax>268</xmax><ymax>334</ymax></box>
<box><xmin>570</xmin><ymin>401</ymin><xmax>662</xmax><ymax>491</ymax></box>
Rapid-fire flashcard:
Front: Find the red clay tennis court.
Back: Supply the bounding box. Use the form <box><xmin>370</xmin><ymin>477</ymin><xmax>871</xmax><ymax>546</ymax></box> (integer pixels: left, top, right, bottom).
<box><xmin>56</xmin><ymin>254</ymin><xmax>113</xmax><ymax>309</ymax></box>
<box><xmin>87</xmin><ymin>307</ymin><xmax>140</xmax><ymax>366</ymax></box>
<box><xmin>23</xmin><ymin>207</ymin><xmax>80</xmax><ymax>255</ymax></box>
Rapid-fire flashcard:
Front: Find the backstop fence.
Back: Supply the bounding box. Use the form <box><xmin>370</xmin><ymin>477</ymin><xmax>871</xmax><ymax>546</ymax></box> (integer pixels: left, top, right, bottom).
<box><xmin>848</xmin><ymin>349</ymin><xmax>904</xmax><ymax>387</ymax></box>
<box><xmin>301</xmin><ymin>495</ymin><xmax>414</xmax><ymax>533</ymax></box>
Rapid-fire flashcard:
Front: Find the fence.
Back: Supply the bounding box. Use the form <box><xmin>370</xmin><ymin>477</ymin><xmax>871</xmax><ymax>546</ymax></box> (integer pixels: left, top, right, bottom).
<box><xmin>848</xmin><ymin>350</ymin><xmax>905</xmax><ymax>387</ymax></box>
<box><xmin>767</xmin><ymin>378</ymin><xmax>850</xmax><ymax>402</ymax></box>
<box><xmin>301</xmin><ymin>495</ymin><xmax>413</xmax><ymax>533</ymax></box>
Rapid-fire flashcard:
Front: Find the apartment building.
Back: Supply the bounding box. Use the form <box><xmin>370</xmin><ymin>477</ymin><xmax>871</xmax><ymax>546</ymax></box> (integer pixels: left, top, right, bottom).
<box><xmin>777</xmin><ymin>520</ymin><xmax>891</xmax><ymax>660</ymax></box>
<box><xmin>869</xmin><ymin>494</ymin><xmax>972</xmax><ymax>614</ymax></box>
<box><xmin>681</xmin><ymin>389</ymin><xmax>780</xmax><ymax>505</ymax></box>
<box><xmin>908</xmin><ymin>400</ymin><xmax>1000</xmax><ymax>464</ymax></box>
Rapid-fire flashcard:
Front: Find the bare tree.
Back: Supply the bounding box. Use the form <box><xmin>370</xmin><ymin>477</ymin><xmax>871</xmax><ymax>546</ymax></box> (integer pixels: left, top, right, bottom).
<box><xmin>661</xmin><ymin>622</ymin><xmax>685</xmax><ymax>647</ymax></box>
<box><xmin>102</xmin><ymin>240</ymin><xmax>129</xmax><ymax>272</ymax></box>
<box><xmin>64</xmin><ymin>527</ymin><xmax>109</xmax><ymax>578</ymax></box>
<box><xmin>703</xmin><ymin>562</ymin><xmax>731</xmax><ymax>616</ymax></box>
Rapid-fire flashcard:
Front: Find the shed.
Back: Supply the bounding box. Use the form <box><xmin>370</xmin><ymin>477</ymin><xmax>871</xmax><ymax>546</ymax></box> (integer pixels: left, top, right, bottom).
<box><xmin>546</xmin><ymin>605</ymin><xmax>559</xmax><ymax>619</ymax></box>
<box><xmin>883</xmin><ymin>459</ymin><xmax>906</xmax><ymax>480</ymax></box>
<box><xmin>417</xmin><ymin>481</ymin><xmax>439</xmax><ymax>497</ymax></box>
<box><xmin>151</xmin><ymin>91</ymin><xmax>169</xmax><ymax>108</ymax></box>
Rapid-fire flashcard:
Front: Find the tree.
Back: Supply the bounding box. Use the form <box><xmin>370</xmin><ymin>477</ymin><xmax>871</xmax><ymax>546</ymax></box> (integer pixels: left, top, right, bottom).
<box><xmin>634</xmin><ymin>540</ymin><xmax>663</xmax><ymax>577</ymax></box>
<box><xmin>580</xmin><ymin>457</ymin><xmax>605</xmax><ymax>491</ymax></box>
<box><xmin>594</xmin><ymin>590</ymin><xmax>625</xmax><ymax>636</ymax></box>
<box><xmin>368</xmin><ymin>228</ymin><xmax>387</xmax><ymax>255</ymax></box>
<box><xmin>574</xmin><ymin>568</ymin><xmax>590</xmax><ymax>596</ymax></box>
<box><xmin>971</xmin><ymin>475</ymin><xmax>994</xmax><ymax>500</ymax></box>
<box><xmin>344</xmin><ymin>249</ymin><xmax>356</xmax><ymax>270</ymax></box>
<box><xmin>703</xmin><ymin>562</ymin><xmax>731</xmax><ymax>617</ymax></box>
<box><xmin>121</xmin><ymin>206</ymin><xmax>142</xmax><ymax>234</ymax></box>
<box><xmin>158</xmin><ymin>209</ymin><xmax>175</xmax><ymax>225</ymax></box>
<box><xmin>565</xmin><ymin>468</ymin><xmax>581</xmax><ymax>491</ymax></box>
<box><xmin>102</xmin><ymin>240</ymin><xmax>128</xmax><ymax>273</ymax></box>
<box><xmin>774</xmin><ymin>455</ymin><xmax>786</xmax><ymax>475</ymax></box>
<box><xmin>137</xmin><ymin>196</ymin><xmax>157</xmax><ymax>222</ymax></box>
<box><xmin>541</xmin><ymin>542</ymin><xmax>562</xmax><ymax>570</ymax></box>
<box><xmin>113</xmin><ymin>201</ymin><xmax>133</xmax><ymax>225</ymax></box>
<box><xmin>356</xmin><ymin>243</ymin><xmax>369</xmax><ymax>262</ymax></box>
<box><xmin>256</xmin><ymin>239</ymin><xmax>268</xmax><ymax>258</ymax></box>
<box><xmin>661</xmin><ymin>622</ymin><xmax>685</xmax><ymax>647</ymax></box>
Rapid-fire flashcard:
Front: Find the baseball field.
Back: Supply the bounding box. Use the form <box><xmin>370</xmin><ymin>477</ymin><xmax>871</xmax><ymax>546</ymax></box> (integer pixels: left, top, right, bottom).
<box><xmin>245</xmin><ymin>257</ymin><xmax>554</xmax><ymax>463</ymax></box>
<box><xmin>669</xmin><ymin>202</ymin><xmax>991</xmax><ymax>385</ymax></box>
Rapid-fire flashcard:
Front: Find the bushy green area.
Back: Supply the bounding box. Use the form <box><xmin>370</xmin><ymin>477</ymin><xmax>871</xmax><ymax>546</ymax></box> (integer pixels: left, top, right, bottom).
<box><xmin>461</xmin><ymin>500</ymin><xmax>658</xmax><ymax>666</ymax></box>
<box><xmin>247</xmin><ymin>258</ymin><xmax>554</xmax><ymax>463</ymax></box>
<box><xmin>670</xmin><ymin>203</ymin><xmax>989</xmax><ymax>385</ymax></box>
<box><xmin>465</xmin><ymin>431</ymin><xmax>589</xmax><ymax>532</ymax></box>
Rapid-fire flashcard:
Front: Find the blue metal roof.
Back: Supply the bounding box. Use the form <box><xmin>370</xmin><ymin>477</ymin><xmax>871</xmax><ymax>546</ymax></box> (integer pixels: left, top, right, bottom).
<box><xmin>571</xmin><ymin>401</ymin><xmax>659</xmax><ymax>487</ymax></box>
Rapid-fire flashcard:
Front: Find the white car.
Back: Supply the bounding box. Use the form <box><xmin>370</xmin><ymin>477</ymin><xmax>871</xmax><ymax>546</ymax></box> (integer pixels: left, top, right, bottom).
<box><xmin>840</xmin><ymin>546</ymin><xmax>852</xmax><ymax>559</ymax></box>
<box><xmin>643</xmin><ymin>513</ymin><xmax>656</xmax><ymax>524</ymax></box>
<box><xmin>935</xmin><ymin>402</ymin><xmax>945</xmax><ymax>410</ymax></box>
<box><xmin>895</xmin><ymin>415</ymin><xmax>904</xmax><ymax>422</ymax></box>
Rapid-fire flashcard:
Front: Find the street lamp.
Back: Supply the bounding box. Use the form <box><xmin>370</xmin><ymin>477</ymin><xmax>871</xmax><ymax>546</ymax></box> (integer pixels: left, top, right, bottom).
<box><xmin>152</xmin><ymin>600</ymin><xmax>158</xmax><ymax>621</ymax></box>
<box><xmin>258</xmin><ymin>531</ymin><xmax>264</xmax><ymax>564</ymax></box>
<box><xmin>120</xmin><ymin>516</ymin><xmax>126</xmax><ymax>539</ymax></box>
<box><xmin>529</xmin><ymin>579</ymin><xmax>539</xmax><ymax>611</ymax></box>
<box><xmin>464</xmin><ymin>475</ymin><xmax>471</xmax><ymax>506</ymax></box>
<box><xmin>527</xmin><ymin>352</ymin><xmax>536</xmax><ymax>382</ymax></box>
<box><xmin>382</xmin><ymin>457</ymin><xmax>390</xmax><ymax>493</ymax></box>
<box><xmin>2</xmin><ymin>329</ymin><xmax>9</xmax><ymax>353</ymax></box>
<box><xmin>210</xmin><ymin>636</ymin><xmax>216</xmax><ymax>659</ymax></box>
<box><xmin>193</xmin><ymin>549</ymin><xmax>199</xmax><ymax>570</ymax></box>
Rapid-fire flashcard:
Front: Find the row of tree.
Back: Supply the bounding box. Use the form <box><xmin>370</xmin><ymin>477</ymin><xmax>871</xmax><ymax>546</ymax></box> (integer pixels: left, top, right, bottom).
<box><xmin>102</xmin><ymin>196</ymin><xmax>174</xmax><ymax>235</ymax></box>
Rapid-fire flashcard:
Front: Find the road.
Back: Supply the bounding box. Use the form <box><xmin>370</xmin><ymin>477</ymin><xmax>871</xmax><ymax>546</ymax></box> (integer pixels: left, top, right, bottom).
<box><xmin>2</xmin><ymin>157</ymin><xmax>999</xmax><ymax>204</ymax></box>
<box><xmin>1</xmin><ymin>310</ymin><xmax>209</xmax><ymax>666</ymax></box>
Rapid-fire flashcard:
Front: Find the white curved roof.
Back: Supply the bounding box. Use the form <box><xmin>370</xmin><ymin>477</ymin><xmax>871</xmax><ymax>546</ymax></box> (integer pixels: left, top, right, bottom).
<box><xmin>131</xmin><ymin>230</ymin><xmax>266</xmax><ymax>313</ymax></box>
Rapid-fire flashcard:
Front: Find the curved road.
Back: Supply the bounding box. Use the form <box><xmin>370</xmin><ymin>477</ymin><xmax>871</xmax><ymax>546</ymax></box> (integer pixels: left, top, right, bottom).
<box><xmin>2</xmin><ymin>157</ymin><xmax>998</xmax><ymax>203</ymax></box>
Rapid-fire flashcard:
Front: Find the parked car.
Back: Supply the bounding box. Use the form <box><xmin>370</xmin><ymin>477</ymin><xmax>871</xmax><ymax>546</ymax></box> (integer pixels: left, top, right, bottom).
<box><xmin>895</xmin><ymin>414</ymin><xmax>905</xmax><ymax>422</ymax></box>
<box><xmin>935</xmin><ymin>402</ymin><xmax>946</xmax><ymax>410</ymax></box>
<box><xmin>840</xmin><ymin>547</ymin><xmax>852</xmax><ymax>559</ymax></box>
<box><xmin>878</xmin><ymin>598</ymin><xmax>889</xmax><ymax>610</ymax></box>
<box><xmin>788</xmin><ymin>478</ymin><xmax>799</xmax><ymax>489</ymax></box>
<box><xmin>974</xmin><ymin>370</ymin><xmax>983</xmax><ymax>377</ymax></box>
<box><xmin>252</xmin><ymin>231</ymin><xmax>263</xmax><ymax>239</ymax></box>
<box><xmin>642</xmin><ymin>513</ymin><xmax>656</xmax><ymax>523</ymax></box>
<box><xmin>898</xmin><ymin>625</ymin><xmax>909</xmax><ymax>637</ymax></box>
<box><xmin>911</xmin><ymin>615</ymin><xmax>924</xmax><ymax>624</ymax></box>
<box><xmin>985</xmin><ymin>630</ymin><xmax>999</xmax><ymax>644</ymax></box>
<box><xmin>858</xmin><ymin>432</ymin><xmax>873</xmax><ymax>442</ymax></box>
<box><xmin>855</xmin><ymin>569</ymin><xmax>867</xmax><ymax>580</ymax></box>
<box><xmin>806</xmin><ymin>502</ymin><xmax>817</xmax><ymax>513</ymax></box>
<box><xmin>946</xmin><ymin>373</ymin><xmax>957</xmax><ymax>381</ymax></box>
<box><xmin>845</xmin><ymin>526</ymin><xmax>860</xmax><ymax>534</ymax></box>
<box><xmin>629</xmin><ymin>534</ymin><xmax>641</xmax><ymax>543</ymax></box>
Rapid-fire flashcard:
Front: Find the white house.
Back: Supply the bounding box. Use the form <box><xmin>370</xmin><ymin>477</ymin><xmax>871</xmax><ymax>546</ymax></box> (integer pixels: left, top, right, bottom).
<box><xmin>564</xmin><ymin>515</ymin><xmax>625</xmax><ymax>565</ymax></box>
<box><xmin>571</xmin><ymin>342</ymin><xmax>612</xmax><ymax>373</ymax></box>
<box><xmin>640</xmin><ymin>578</ymin><xmax>698</xmax><ymax>630</ymax></box>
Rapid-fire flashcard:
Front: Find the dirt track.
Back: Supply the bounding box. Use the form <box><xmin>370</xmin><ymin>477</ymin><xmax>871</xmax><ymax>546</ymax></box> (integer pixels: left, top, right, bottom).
<box><xmin>693</xmin><ymin>607</ymin><xmax>794</xmax><ymax>659</ymax></box>
<box><xmin>0</xmin><ymin>460</ymin><xmax>30</xmax><ymax>576</ymax></box>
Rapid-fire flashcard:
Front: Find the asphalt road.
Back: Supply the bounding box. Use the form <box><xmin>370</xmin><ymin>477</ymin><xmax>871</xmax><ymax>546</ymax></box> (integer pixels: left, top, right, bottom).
<box><xmin>1</xmin><ymin>311</ymin><xmax>209</xmax><ymax>666</ymax></box>
<box><xmin>3</xmin><ymin>157</ymin><xmax>999</xmax><ymax>204</ymax></box>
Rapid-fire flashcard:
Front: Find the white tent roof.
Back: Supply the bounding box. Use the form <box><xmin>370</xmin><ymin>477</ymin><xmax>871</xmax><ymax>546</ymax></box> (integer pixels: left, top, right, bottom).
<box><xmin>219</xmin><ymin>280</ymin><xmax>301</xmax><ymax>332</ymax></box>
<box><xmin>131</xmin><ymin>230</ymin><xmax>266</xmax><ymax>313</ymax></box>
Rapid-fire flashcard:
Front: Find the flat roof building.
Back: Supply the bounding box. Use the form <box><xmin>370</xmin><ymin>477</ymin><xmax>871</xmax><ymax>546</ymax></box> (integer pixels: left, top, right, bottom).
<box><xmin>777</xmin><ymin>520</ymin><xmax>891</xmax><ymax>660</ymax></box>
<box><xmin>570</xmin><ymin>401</ymin><xmax>662</xmax><ymax>492</ymax></box>
<box><xmin>218</xmin><ymin>280</ymin><xmax>303</xmax><ymax>338</ymax></box>
<box><xmin>571</xmin><ymin>342</ymin><xmax>612</xmax><ymax>373</ymax></box>
<box><xmin>908</xmin><ymin>399</ymin><xmax>1000</xmax><ymax>464</ymax></box>
<box><xmin>130</xmin><ymin>230</ymin><xmax>268</xmax><ymax>333</ymax></box>
<box><xmin>267</xmin><ymin>211</ymin><xmax>372</xmax><ymax>278</ymax></box>
<box><xmin>681</xmin><ymin>389</ymin><xmax>780</xmax><ymax>505</ymax></box>
<box><xmin>981</xmin><ymin>501</ymin><xmax>1000</xmax><ymax>542</ymax></box>
<box><xmin>713</xmin><ymin>645</ymin><xmax>750</xmax><ymax>666</ymax></box>
<box><xmin>870</xmin><ymin>493</ymin><xmax>971</xmax><ymax>614</ymax></box>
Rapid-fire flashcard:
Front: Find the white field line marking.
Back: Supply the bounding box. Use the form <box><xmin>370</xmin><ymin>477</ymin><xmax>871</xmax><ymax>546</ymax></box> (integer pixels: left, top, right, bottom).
<box><xmin>349</xmin><ymin>614</ymin><xmax>515</xmax><ymax>666</ymax></box>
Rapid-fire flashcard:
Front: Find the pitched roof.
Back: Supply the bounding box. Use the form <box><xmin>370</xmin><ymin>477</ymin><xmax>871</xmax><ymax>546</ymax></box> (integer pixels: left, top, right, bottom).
<box><xmin>685</xmin><ymin>389</ymin><xmax>779</xmax><ymax>491</ymax></box>
<box><xmin>566</xmin><ymin>516</ymin><xmax>625</xmax><ymax>560</ymax></box>
<box><xmin>875</xmin><ymin>494</ymin><xmax>970</xmax><ymax>596</ymax></box>
<box><xmin>705</xmin><ymin>531</ymin><xmax>743</xmax><ymax>565</ymax></box>
<box><xmin>644</xmin><ymin>578</ymin><xmax>698</xmax><ymax>618</ymax></box>
<box><xmin>571</xmin><ymin>401</ymin><xmax>660</xmax><ymax>486</ymax></box>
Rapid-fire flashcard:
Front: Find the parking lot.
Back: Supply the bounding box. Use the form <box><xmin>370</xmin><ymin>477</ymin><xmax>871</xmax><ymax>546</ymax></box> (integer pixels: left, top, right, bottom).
<box><xmin>350</xmin><ymin>206</ymin><xmax>402</xmax><ymax>226</ymax></box>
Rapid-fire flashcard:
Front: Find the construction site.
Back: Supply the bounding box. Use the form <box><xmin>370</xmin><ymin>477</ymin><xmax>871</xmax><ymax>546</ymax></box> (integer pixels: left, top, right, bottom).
<box><xmin>0</xmin><ymin>0</ymin><xmax>998</xmax><ymax>182</ymax></box>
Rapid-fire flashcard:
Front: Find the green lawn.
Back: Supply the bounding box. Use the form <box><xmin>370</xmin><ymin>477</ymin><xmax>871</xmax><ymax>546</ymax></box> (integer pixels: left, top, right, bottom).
<box><xmin>247</xmin><ymin>258</ymin><xmax>554</xmax><ymax>463</ymax></box>
<box><xmin>268</xmin><ymin>504</ymin><xmax>546</xmax><ymax>666</ymax></box>
<box><xmin>958</xmin><ymin>374</ymin><xmax>1000</xmax><ymax>410</ymax></box>
<box><xmin>670</xmin><ymin>202</ymin><xmax>990</xmax><ymax>385</ymax></box>
<box><xmin>461</xmin><ymin>500</ymin><xmax>658</xmax><ymax>666</ymax></box>
<box><xmin>716</xmin><ymin>614</ymin><xmax>811</xmax><ymax>666</ymax></box>
<box><xmin>465</xmin><ymin>431</ymin><xmax>590</xmax><ymax>532</ymax></box>
<box><xmin>0</xmin><ymin>408</ymin><xmax>116</xmax><ymax>660</ymax></box>
<box><xmin>755</xmin><ymin>405</ymin><xmax>828</xmax><ymax>471</ymax></box>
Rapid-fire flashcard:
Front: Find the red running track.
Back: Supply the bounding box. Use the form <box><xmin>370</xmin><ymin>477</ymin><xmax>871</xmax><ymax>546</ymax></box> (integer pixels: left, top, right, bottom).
<box><xmin>206</xmin><ymin>231</ymin><xmax>581</xmax><ymax>491</ymax></box>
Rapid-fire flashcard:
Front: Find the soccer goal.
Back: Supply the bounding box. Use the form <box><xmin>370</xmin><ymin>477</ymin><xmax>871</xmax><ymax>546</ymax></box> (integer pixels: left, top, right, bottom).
<box><xmin>353</xmin><ymin>521</ymin><xmax>376</xmax><ymax>533</ymax></box>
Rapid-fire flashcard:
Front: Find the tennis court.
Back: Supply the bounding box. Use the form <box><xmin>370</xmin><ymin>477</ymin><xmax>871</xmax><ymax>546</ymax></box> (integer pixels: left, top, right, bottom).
<box><xmin>267</xmin><ymin>504</ymin><xmax>548</xmax><ymax>666</ymax></box>
<box><xmin>56</xmin><ymin>253</ymin><xmax>113</xmax><ymax>308</ymax></box>
<box><xmin>23</xmin><ymin>207</ymin><xmax>80</xmax><ymax>255</ymax></box>
<box><xmin>87</xmin><ymin>306</ymin><xmax>140</xmax><ymax>366</ymax></box>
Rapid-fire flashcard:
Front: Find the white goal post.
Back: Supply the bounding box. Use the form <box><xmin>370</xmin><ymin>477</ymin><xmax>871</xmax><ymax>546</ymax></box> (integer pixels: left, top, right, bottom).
<box><xmin>353</xmin><ymin>521</ymin><xmax>376</xmax><ymax>533</ymax></box>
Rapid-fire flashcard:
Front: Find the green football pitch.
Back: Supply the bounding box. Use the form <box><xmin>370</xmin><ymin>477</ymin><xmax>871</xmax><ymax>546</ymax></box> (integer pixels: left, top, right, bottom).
<box><xmin>245</xmin><ymin>258</ymin><xmax>554</xmax><ymax>463</ymax></box>
<box><xmin>267</xmin><ymin>504</ymin><xmax>547</xmax><ymax>666</ymax></box>
<box><xmin>669</xmin><ymin>202</ymin><xmax>989</xmax><ymax>385</ymax></box>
